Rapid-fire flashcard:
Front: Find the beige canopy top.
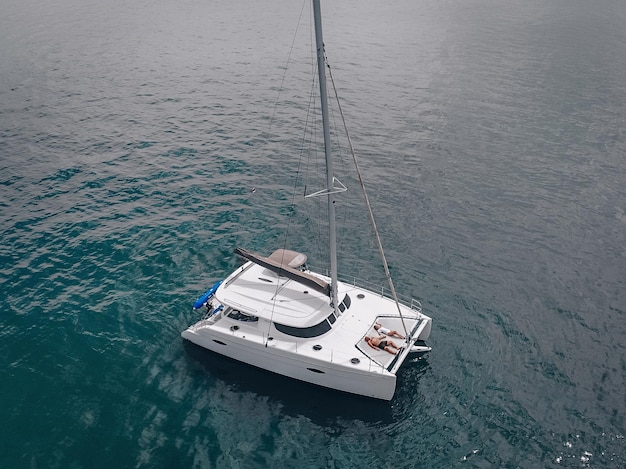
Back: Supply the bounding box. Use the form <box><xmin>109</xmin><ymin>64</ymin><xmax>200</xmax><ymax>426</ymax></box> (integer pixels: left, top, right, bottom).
<box><xmin>235</xmin><ymin>247</ymin><xmax>331</xmax><ymax>297</ymax></box>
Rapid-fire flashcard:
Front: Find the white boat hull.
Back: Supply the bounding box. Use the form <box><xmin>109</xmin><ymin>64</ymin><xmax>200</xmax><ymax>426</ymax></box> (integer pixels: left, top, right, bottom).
<box><xmin>183</xmin><ymin>258</ymin><xmax>431</xmax><ymax>401</ymax></box>
<box><xmin>182</xmin><ymin>325</ymin><xmax>397</xmax><ymax>400</ymax></box>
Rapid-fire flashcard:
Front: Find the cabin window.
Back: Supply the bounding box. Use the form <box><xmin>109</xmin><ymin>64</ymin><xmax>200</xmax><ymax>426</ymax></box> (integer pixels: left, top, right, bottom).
<box><xmin>228</xmin><ymin>309</ymin><xmax>259</xmax><ymax>322</ymax></box>
<box><xmin>338</xmin><ymin>293</ymin><xmax>351</xmax><ymax>312</ymax></box>
<box><xmin>274</xmin><ymin>316</ymin><xmax>332</xmax><ymax>338</ymax></box>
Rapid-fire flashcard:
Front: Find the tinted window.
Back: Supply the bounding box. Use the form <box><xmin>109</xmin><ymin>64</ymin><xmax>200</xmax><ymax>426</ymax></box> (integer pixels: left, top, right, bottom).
<box><xmin>338</xmin><ymin>293</ymin><xmax>351</xmax><ymax>312</ymax></box>
<box><xmin>274</xmin><ymin>317</ymin><xmax>332</xmax><ymax>338</ymax></box>
<box><xmin>228</xmin><ymin>310</ymin><xmax>259</xmax><ymax>322</ymax></box>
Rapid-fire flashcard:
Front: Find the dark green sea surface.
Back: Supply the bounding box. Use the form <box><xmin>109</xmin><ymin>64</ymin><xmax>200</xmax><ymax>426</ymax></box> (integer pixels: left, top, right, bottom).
<box><xmin>1</xmin><ymin>0</ymin><xmax>625</xmax><ymax>467</ymax></box>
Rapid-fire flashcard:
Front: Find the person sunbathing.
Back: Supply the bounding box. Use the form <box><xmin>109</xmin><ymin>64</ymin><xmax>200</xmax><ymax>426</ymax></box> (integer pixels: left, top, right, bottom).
<box><xmin>374</xmin><ymin>322</ymin><xmax>405</xmax><ymax>339</ymax></box>
<box><xmin>364</xmin><ymin>336</ymin><xmax>401</xmax><ymax>355</ymax></box>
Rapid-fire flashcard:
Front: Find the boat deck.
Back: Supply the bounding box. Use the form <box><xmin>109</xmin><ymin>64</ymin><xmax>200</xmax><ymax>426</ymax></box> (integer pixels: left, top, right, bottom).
<box><xmin>187</xmin><ymin>263</ymin><xmax>430</xmax><ymax>378</ymax></box>
<box><xmin>355</xmin><ymin>317</ymin><xmax>419</xmax><ymax>368</ymax></box>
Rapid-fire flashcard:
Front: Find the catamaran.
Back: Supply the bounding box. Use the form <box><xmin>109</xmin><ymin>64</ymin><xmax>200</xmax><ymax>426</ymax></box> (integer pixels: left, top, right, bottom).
<box><xmin>182</xmin><ymin>0</ymin><xmax>432</xmax><ymax>401</ymax></box>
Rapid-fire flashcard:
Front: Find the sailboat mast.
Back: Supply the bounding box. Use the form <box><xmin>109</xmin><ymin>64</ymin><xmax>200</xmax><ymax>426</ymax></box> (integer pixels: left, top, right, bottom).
<box><xmin>312</xmin><ymin>0</ymin><xmax>339</xmax><ymax>312</ymax></box>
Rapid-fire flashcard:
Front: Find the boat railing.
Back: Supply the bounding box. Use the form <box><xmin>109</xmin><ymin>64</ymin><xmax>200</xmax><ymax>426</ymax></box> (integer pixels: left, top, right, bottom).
<box><xmin>313</xmin><ymin>267</ymin><xmax>422</xmax><ymax>313</ymax></box>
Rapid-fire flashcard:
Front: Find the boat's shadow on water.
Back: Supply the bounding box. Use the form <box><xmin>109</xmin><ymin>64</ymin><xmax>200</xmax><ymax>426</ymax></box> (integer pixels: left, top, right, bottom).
<box><xmin>181</xmin><ymin>341</ymin><xmax>430</xmax><ymax>425</ymax></box>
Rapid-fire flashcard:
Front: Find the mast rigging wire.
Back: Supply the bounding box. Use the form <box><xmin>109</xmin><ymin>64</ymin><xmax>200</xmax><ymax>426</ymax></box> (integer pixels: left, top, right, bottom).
<box><xmin>325</xmin><ymin>61</ymin><xmax>411</xmax><ymax>340</ymax></box>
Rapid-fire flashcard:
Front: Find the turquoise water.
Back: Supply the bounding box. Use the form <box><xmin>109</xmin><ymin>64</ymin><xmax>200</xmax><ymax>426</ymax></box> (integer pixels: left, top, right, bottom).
<box><xmin>1</xmin><ymin>0</ymin><xmax>625</xmax><ymax>467</ymax></box>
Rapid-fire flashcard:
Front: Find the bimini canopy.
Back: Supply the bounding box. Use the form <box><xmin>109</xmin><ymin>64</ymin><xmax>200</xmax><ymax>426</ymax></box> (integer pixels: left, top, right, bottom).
<box><xmin>235</xmin><ymin>247</ymin><xmax>330</xmax><ymax>297</ymax></box>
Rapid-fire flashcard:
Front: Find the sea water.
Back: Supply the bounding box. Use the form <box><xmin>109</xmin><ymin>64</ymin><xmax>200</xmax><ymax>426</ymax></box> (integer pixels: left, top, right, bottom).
<box><xmin>1</xmin><ymin>0</ymin><xmax>625</xmax><ymax>467</ymax></box>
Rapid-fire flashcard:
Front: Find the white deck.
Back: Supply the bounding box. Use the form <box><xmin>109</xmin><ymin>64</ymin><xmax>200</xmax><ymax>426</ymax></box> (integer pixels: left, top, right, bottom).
<box><xmin>217</xmin><ymin>262</ymin><xmax>329</xmax><ymax>327</ymax></box>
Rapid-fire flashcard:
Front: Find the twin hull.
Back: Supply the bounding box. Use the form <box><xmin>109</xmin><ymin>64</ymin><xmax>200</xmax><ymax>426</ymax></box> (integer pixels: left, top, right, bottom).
<box><xmin>181</xmin><ymin>326</ymin><xmax>397</xmax><ymax>401</ymax></box>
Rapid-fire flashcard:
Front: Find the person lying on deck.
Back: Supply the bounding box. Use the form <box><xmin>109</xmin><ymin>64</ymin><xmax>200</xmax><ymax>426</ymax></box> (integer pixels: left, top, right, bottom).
<box><xmin>364</xmin><ymin>336</ymin><xmax>401</xmax><ymax>355</ymax></box>
<box><xmin>374</xmin><ymin>322</ymin><xmax>405</xmax><ymax>339</ymax></box>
